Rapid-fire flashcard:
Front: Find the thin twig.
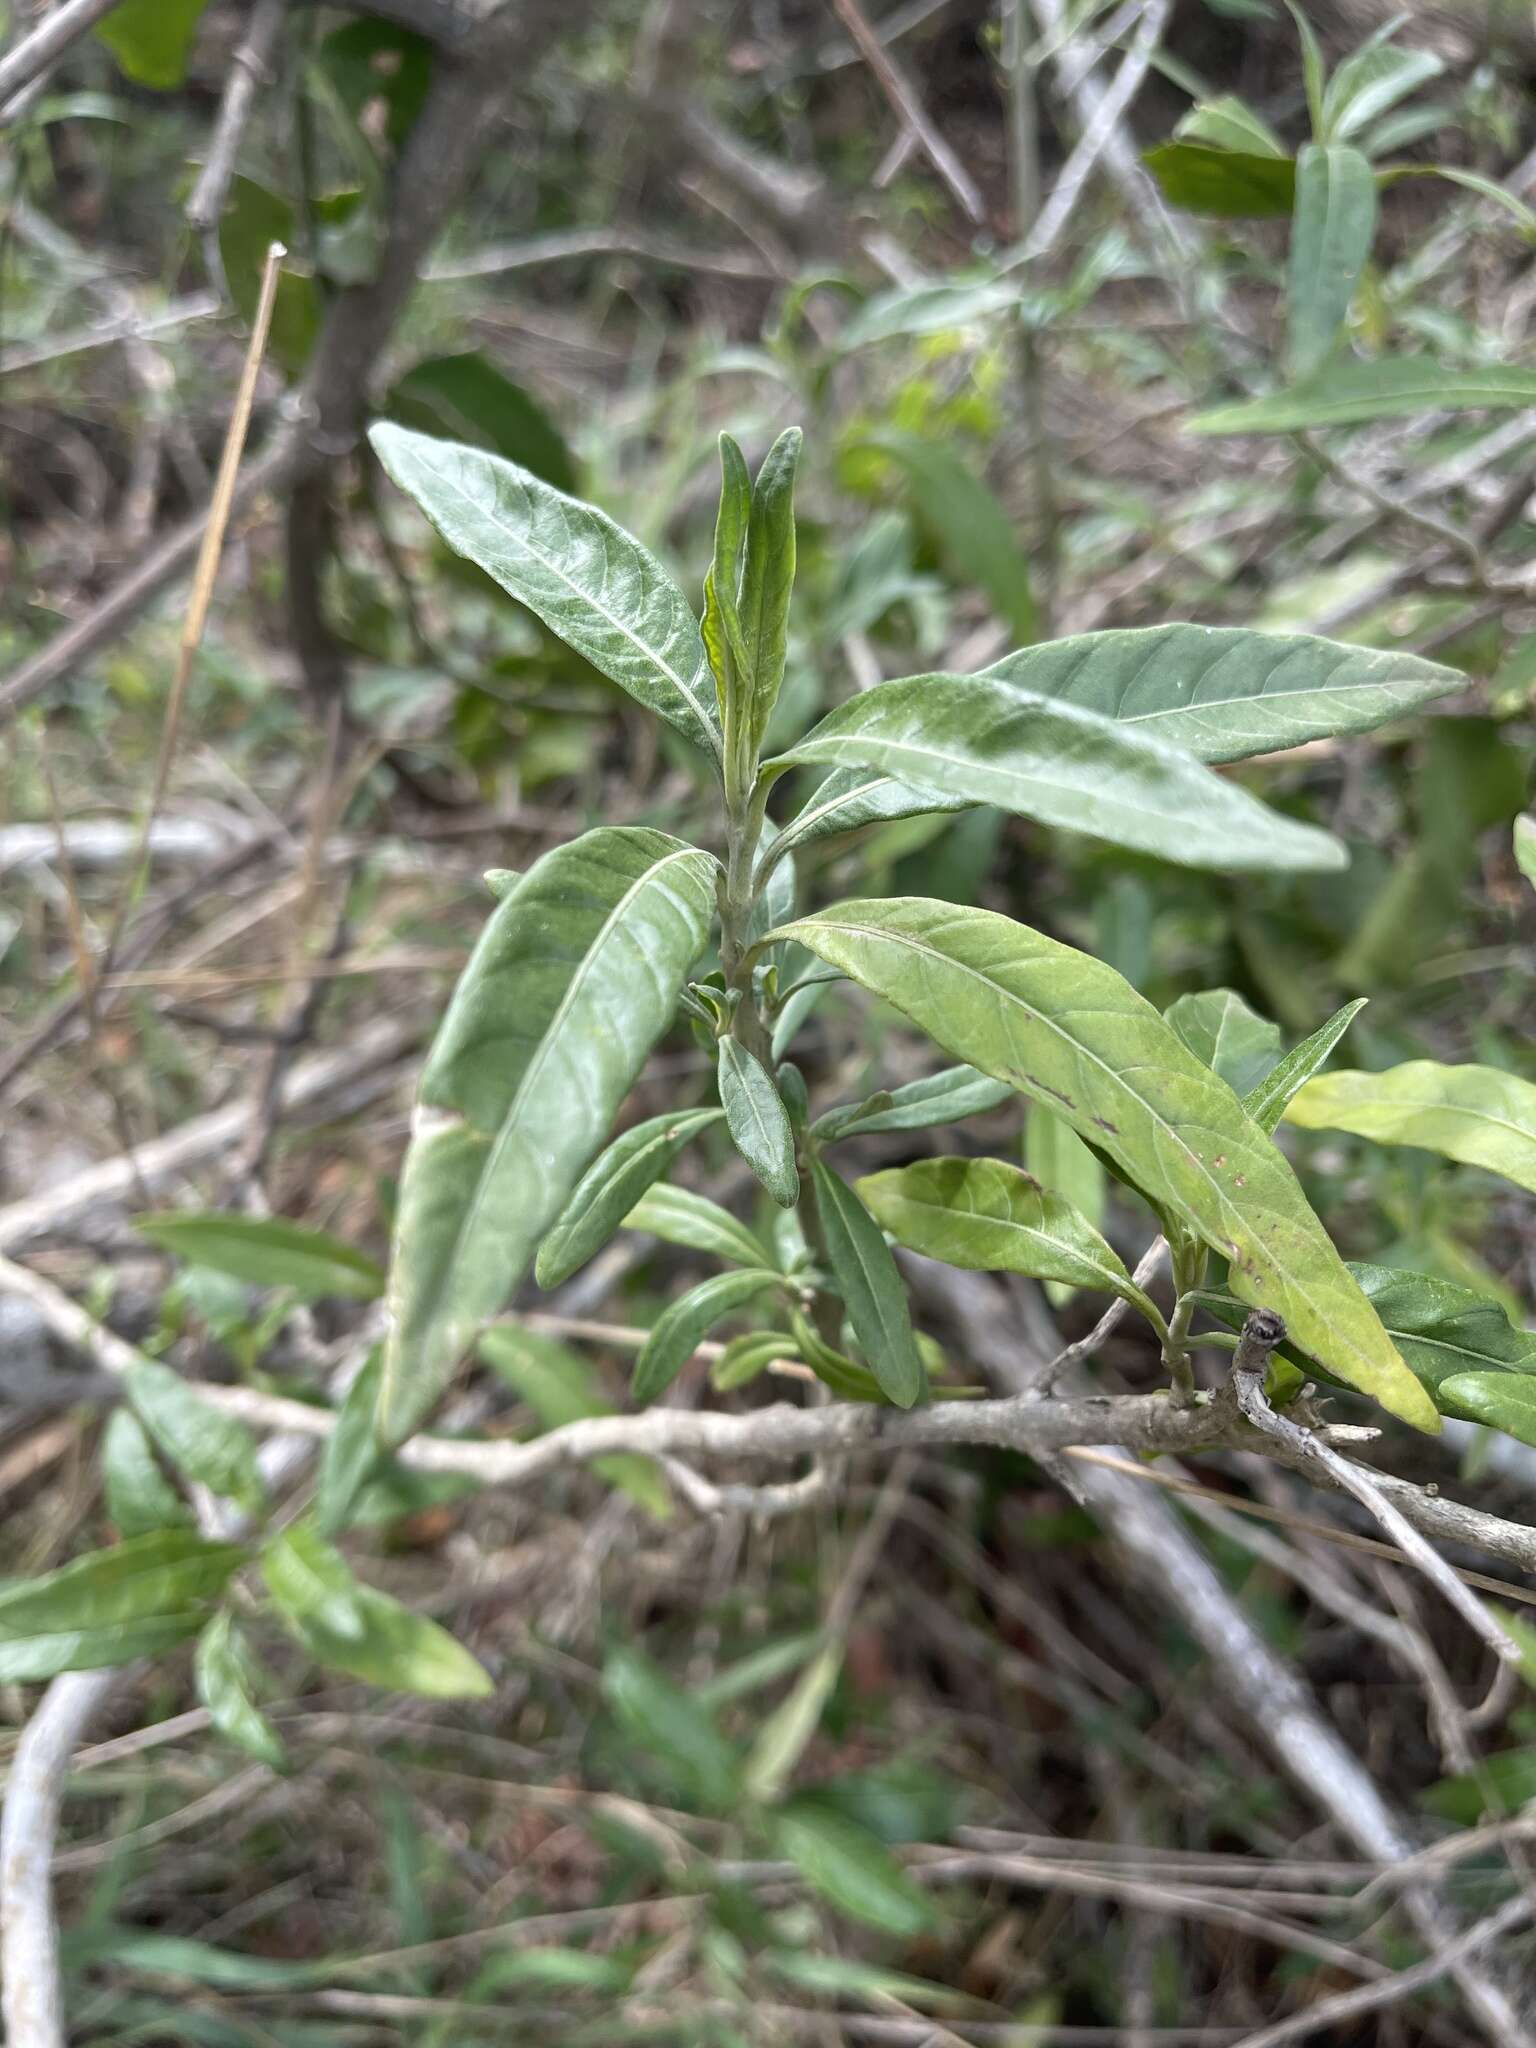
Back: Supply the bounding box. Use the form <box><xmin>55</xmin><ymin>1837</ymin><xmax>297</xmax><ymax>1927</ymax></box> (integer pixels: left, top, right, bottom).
<box><xmin>0</xmin><ymin>0</ymin><xmax>123</xmax><ymax>114</ymax></box>
<box><xmin>824</xmin><ymin>0</ymin><xmax>986</xmax><ymax>222</ymax></box>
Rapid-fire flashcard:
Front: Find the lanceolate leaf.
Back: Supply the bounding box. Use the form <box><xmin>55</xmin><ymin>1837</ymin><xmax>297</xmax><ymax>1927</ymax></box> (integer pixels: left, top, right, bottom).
<box><xmin>633</xmin><ymin>1269</ymin><xmax>782</xmax><ymax>1404</ymax></box>
<box><xmin>102</xmin><ymin>1409</ymin><xmax>192</xmax><ymax>1537</ymax></box>
<box><xmin>125</xmin><ymin>1359</ymin><xmax>265</xmax><ymax>1510</ymax></box>
<box><xmin>767</xmin><ymin>675</ymin><xmax>1345</xmax><ymax>874</ymax></box>
<box><xmin>1178</xmin><ymin>95</ymin><xmax>1286</xmax><ymax>158</ymax></box>
<box><xmin>1144</xmin><ymin>141</ymin><xmax>1296</xmax><ymax>218</ymax></box>
<box><xmin>369</xmin><ymin>423</ymin><xmax>721</xmax><ymax>760</ymax></box>
<box><xmin>768</xmin><ymin>766</ymin><xmax>971</xmax><ymax>867</ymax></box>
<box><xmin>982</xmin><ymin>625</ymin><xmax>1460</xmax><ymax>764</ymax></box>
<box><xmin>1192</xmin><ymin>358</ymin><xmax>1536</xmax><ymax>434</ymax></box>
<box><xmin>263</xmin><ymin>1523</ymin><xmax>492</xmax><ymax>1698</ymax></box>
<box><xmin>624</xmin><ymin>1183</ymin><xmax>774</xmax><ymax>1269</ymax></box>
<box><xmin>857</xmin><ymin>1158</ymin><xmax>1146</xmax><ymax>1309</ymax></box>
<box><xmin>315</xmin><ymin>1350</ymin><xmax>386</xmax><ymax>1536</ymax></box>
<box><xmin>380</xmin><ymin>828</ymin><xmax>716</xmax><ymax>1445</ymax></box>
<box><xmin>738</xmin><ymin>427</ymin><xmax>802</xmax><ymax>753</ymax></box>
<box><xmin>774</xmin><ymin>1805</ymin><xmax>935</xmax><ymax>1938</ymax></box>
<box><xmin>1435</xmin><ymin>1374</ymin><xmax>1536</xmax><ymax>1448</ymax></box>
<box><xmin>767</xmin><ymin>899</ymin><xmax>1437</xmax><ymax>1430</ymax></box>
<box><xmin>1242</xmin><ymin>998</ymin><xmax>1367</xmax><ymax>1133</ymax></box>
<box><xmin>135</xmin><ymin>1213</ymin><xmax>384</xmax><ymax>1302</ymax></box>
<box><xmin>718</xmin><ymin>1037</ymin><xmax>799</xmax><ymax>1207</ymax></box>
<box><xmin>0</xmin><ymin>1531</ymin><xmax>244</xmax><ymax>1683</ymax></box>
<box><xmin>195</xmin><ymin>1612</ymin><xmax>286</xmax><ymax>1769</ymax></box>
<box><xmin>1286</xmin><ymin>1060</ymin><xmax>1536</xmax><ymax>1195</ymax></box>
<box><xmin>1286</xmin><ymin>144</ymin><xmax>1377</xmax><ymax>380</ymax></box>
<box><xmin>1350</xmin><ymin>1264</ymin><xmax>1536</xmax><ymax>1414</ymax></box>
<box><xmin>536</xmin><ymin>1108</ymin><xmax>723</xmax><ymax>1287</ymax></box>
<box><xmin>1165</xmin><ymin>989</ymin><xmax>1283</xmax><ymax>1097</ymax></box>
<box><xmin>812</xmin><ymin>1162</ymin><xmax>925</xmax><ymax>1410</ymax></box>
<box><xmin>1515</xmin><ymin>814</ymin><xmax>1535</xmax><ymax>889</ymax></box>
<box><xmin>814</xmin><ymin>1064</ymin><xmax>1013</xmax><ymax>1139</ymax></box>
<box><xmin>702</xmin><ymin>433</ymin><xmax>751</xmax><ymax>716</ymax></box>
<box><xmin>602</xmin><ymin>1645</ymin><xmax>741</xmax><ymax>1812</ymax></box>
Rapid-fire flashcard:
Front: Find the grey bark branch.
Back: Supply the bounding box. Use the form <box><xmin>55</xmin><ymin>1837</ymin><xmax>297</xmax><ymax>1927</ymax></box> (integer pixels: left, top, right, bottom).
<box><xmin>186</xmin><ymin>0</ymin><xmax>288</xmax><ymax>242</ymax></box>
<box><xmin>0</xmin><ymin>0</ymin><xmax>122</xmax><ymax>114</ymax></box>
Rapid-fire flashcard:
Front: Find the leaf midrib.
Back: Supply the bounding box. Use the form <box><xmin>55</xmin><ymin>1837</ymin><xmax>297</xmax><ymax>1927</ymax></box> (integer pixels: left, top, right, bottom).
<box><xmin>802</xmin><ymin>913</ymin><xmax>1391</xmax><ymax>1385</ymax></box>
<box><xmin>411</xmin><ymin>445</ymin><xmax>722</xmax><ymax>762</ymax></box>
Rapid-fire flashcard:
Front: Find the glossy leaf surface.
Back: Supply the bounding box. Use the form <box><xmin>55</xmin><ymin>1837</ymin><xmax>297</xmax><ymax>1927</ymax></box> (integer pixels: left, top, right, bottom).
<box><xmin>370</xmin><ymin>423</ymin><xmax>721</xmax><ymax>759</ymax></box>
<box><xmin>982</xmin><ymin>625</ymin><xmax>1459</xmax><ymax>764</ymax></box>
<box><xmin>769</xmin><ymin>674</ymin><xmax>1346</xmax><ymax>873</ymax></box>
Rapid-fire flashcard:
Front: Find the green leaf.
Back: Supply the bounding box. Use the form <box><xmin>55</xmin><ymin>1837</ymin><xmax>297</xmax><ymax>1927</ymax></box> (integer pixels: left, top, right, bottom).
<box><xmin>536</xmin><ymin>1108</ymin><xmax>722</xmax><ymax>1287</ymax></box>
<box><xmin>1376</xmin><ymin>165</ymin><xmax>1536</xmax><ymax>238</ymax></box>
<box><xmin>380</xmin><ymin>827</ymin><xmax>716</xmax><ymax>1445</ymax></box>
<box><xmin>315</xmin><ymin>1349</ymin><xmax>386</xmax><ymax>1537</ymax></box>
<box><xmin>601</xmin><ymin>1645</ymin><xmax>741</xmax><ymax>1812</ymax></box>
<box><xmin>1177</xmin><ymin>94</ymin><xmax>1286</xmax><ymax>157</ymax></box>
<box><xmin>1202</xmin><ymin>1261</ymin><xmax>1536</xmax><ymax>1420</ymax></box>
<box><xmin>1353</xmin><ymin>1264</ymin><xmax>1536</xmax><ymax>1416</ymax></box>
<box><xmin>0</xmin><ymin>1531</ymin><xmax>244</xmax><ymax>1683</ymax></box>
<box><xmin>982</xmin><ymin>624</ymin><xmax>1460</xmax><ymax>764</ymax></box>
<box><xmin>102</xmin><ymin>1409</ymin><xmax>192</xmax><ymax>1537</ymax></box>
<box><xmin>1286</xmin><ymin>144</ymin><xmax>1376</xmax><ymax>380</ymax></box>
<box><xmin>386</xmin><ymin>353</ymin><xmax>576</xmax><ymax>492</ymax></box>
<box><xmin>96</xmin><ymin>0</ymin><xmax>209</xmax><ymax>87</ymax></box>
<box><xmin>815</xmin><ymin>1064</ymin><xmax>1013</xmax><ymax>1140</ymax></box>
<box><xmin>1322</xmin><ymin>40</ymin><xmax>1441</xmax><ymax>142</ymax></box>
<box><xmin>1165</xmin><ymin>989</ymin><xmax>1283</xmax><ymax>1097</ymax></box>
<box><xmin>1436</xmin><ymin>1373</ymin><xmax>1536</xmax><ymax>1447</ymax></box>
<box><xmin>718</xmin><ymin>1038</ymin><xmax>799</xmax><ymax>1206</ymax></box>
<box><xmin>712</xmin><ymin>1328</ymin><xmax>794</xmax><ymax>1390</ymax></box>
<box><xmin>767</xmin><ymin>674</ymin><xmax>1345</xmax><ymax>874</ymax></box>
<box><xmin>1144</xmin><ymin>141</ymin><xmax>1296</xmax><ymax>217</ymax></box>
<box><xmin>1241</xmin><ymin>998</ymin><xmax>1367</xmax><ymax>1134</ymax></box>
<box><xmin>772</xmin><ymin>765</ymin><xmax>972</xmax><ymax>863</ymax></box>
<box><xmin>1287</xmin><ymin>0</ymin><xmax>1326</xmax><ymax>135</ymax></box>
<box><xmin>811</xmin><ymin>1163</ymin><xmax>925</xmax><ymax>1410</ymax></box>
<box><xmin>478</xmin><ymin>1326</ymin><xmax>671</xmax><ymax>1519</ymax></box>
<box><xmin>838</xmin><ymin>278</ymin><xmax>1020</xmax><ymax>350</ymax></box>
<box><xmin>767</xmin><ymin>898</ymin><xmax>1438</xmax><ymax>1432</ymax></box>
<box><xmin>1192</xmin><ymin>357</ymin><xmax>1536</xmax><ymax>434</ymax></box>
<box><xmin>774</xmin><ymin>1805</ymin><xmax>935</xmax><ymax>1938</ymax></box>
<box><xmin>217</xmin><ymin>178</ymin><xmax>320</xmax><ymax>379</ymax></box>
<box><xmin>125</xmin><ymin>1359</ymin><xmax>264</xmax><ymax>1510</ymax></box>
<box><xmin>1024</xmin><ymin>1106</ymin><xmax>1107</xmax><ymax>1306</ymax></box>
<box><xmin>633</xmin><ymin>1269</ymin><xmax>782</xmax><ymax>1405</ymax></box>
<box><xmin>1515</xmin><ymin>814</ymin><xmax>1535</xmax><ymax>888</ymax></box>
<box><xmin>135</xmin><ymin>1213</ymin><xmax>383</xmax><ymax>1302</ymax></box>
<box><xmin>195</xmin><ymin>1612</ymin><xmax>286</xmax><ymax>1769</ymax></box>
<box><xmin>369</xmin><ymin>423</ymin><xmax>721</xmax><ymax>760</ymax></box>
<box><xmin>855</xmin><ymin>433</ymin><xmax>1034</xmax><ymax>642</ymax></box>
<box><xmin>262</xmin><ymin>1523</ymin><xmax>492</xmax><ymax>1698</ymax></box>
<box><xmin>703</xmin><ymin>433</ymin><xmax>752</xmax><ymax>719</ymax></box>
<box><xmin>737</xmin><ymin>427</ymin><xmax>802</xmax><ymax>755</ymax></box>
<box><xmin>857</xmin><ymin>1158</ymin><xmax>1146</xmax><ymax>1310</ymax></box>
<box><xmin>1286</xmin><ymin>1060</ymin><xmax>1536</xmax><ymax>1196</ymax></box>
<box><xmin>744</xmin><ymin>1641</ymin><xmax>842</xmax><ymax>1805</ymax></box>
<box><xmin>624</xmin><ymin>1182</ymin><xmax>774</xmax><ymax>1269</ymax></box>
